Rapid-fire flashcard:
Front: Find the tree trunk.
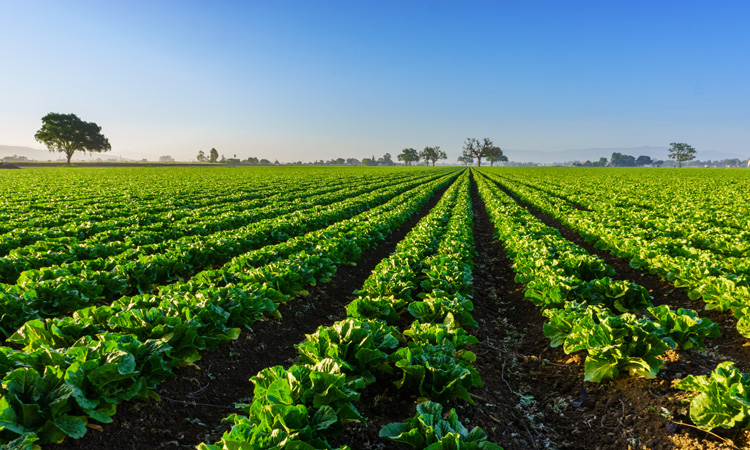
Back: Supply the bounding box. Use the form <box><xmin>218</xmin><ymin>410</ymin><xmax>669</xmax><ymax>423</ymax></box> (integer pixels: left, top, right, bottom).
<box><xmin>66</xmin><ymin>151</ymin><xmax>73</xmax><ymax>165</ymax></box>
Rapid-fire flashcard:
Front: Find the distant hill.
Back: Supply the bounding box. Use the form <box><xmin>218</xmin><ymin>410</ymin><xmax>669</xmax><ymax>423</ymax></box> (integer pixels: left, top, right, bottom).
<box><xmin>0</xmin><ymin>145</ymin><xmax>148</xmax><ymax>162</ymax></box>
<box><xmin>504</xmin><ymin>146</ymin><xmax>748</xmax><ymax>164</ymax></box>
<box><xmin>0</xmin><ymin>145</ymin><xmax>55</xmax><ymax>161</ymax></box>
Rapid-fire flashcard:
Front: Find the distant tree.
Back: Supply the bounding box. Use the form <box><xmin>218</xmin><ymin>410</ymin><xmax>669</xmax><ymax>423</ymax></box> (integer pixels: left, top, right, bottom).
<box><xmin>259</xmin><ymin>158</ymin><xmax>271</xmax><ymax>165</ymax></box>
<box><xmin>668</xmin><ymin>142</ymin><xmax>696</xmax><ymax>168</ymax></box>
<box><xmin>636</xmin><ymin>155</ymin><xmax>653</xmax><ymax>166</ymax></box>
<box><xmin>723</xmin><ymin>158</ymin><xmax>741</xmax><ymax>167</ymax></box>
<box><xmin>597</xmin><ymin>157</ymin><xmax>608</xmax><ymax>167</ymax></box>
<box><xmin>336</xmin><ymin>157</ymin><xmax>345</xmax><ymax>165</ymax></box>
<box><xmin>457</xmin><ymin>154</ymin><xmax>473</xmax><ymax>166</ymax></box>
<box><xmin>361</xmin><ymin>157</ymin><xmax>376</xmax><ymax>166</ymax></box>
<box><xmin>159</xmin><ymin>155</ymin><xmax>175</xmax><ymax>162</ymax></box>
<box><xmin>209</xmin><ymin>148</ymin><xmax>219</xmax><ymax>163</ymax></box>
<box><xmin>420</xmin><ymin>146</ymin><xmax>447</xmax><ymax>166</ymax></box>
<box><xmin>462</xmin><ymin>138</ymin><xmax>496</xmax><ymax>167</ymax></box>
<box><xmin>380</xmin><ymin>153</ymin><xmax>394</xmax><ymax>166</ymax></box>
<box><xmin>197</xmin><ymin>150</ymin><xmax>206</xmax><ymax>162</ymax></box>
<box><xmin>487</xmin><ymin>146</ymin><xmax>508</xmax><ymax>166</ymax></box>
<box><xmin>346</xmin><ymin>158</ymin><xmax>360</xmax><ymax>166</ymax></box>
<box><xmin>34</xmin><ymin>113</ymin><xmax>111</xmax><ymax>165</ymax></box>
<box><xmin>220</xmin><ymin>154</ymin><xmax>226</xmax><ymax>163</ymax></box>
<box><xmin>652</xmin><ymin>160</ymin><xmax>665</xmax><ymax>167</ymax></box>
<box><xmin>397</xmin><ymin>148</ymin><xmax>420</xmax><ymax>165</ymax></box>
<box><xmin>245</xmin><ymin>156</ymin><xmax>259</xmax><ymax>164</ymax></box>
<box><xmin>610</xmin><ymin>152</ymin><xmax>636</xmax><ymax>167</ymax></box>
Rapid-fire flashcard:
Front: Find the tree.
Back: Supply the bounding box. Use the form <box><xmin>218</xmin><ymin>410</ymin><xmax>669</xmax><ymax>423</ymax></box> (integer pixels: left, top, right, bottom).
<box><xmin>197</xmin><ymin>150</ymin><xmax>206</xmax><ymax>162</ymax></box>
<box><xmin>379</xmin><ymin>153</ymin><xmax>394</xmax><ymax>166</ymax></box>
<box><xmin>34</xmin><ymin>113</ymin><xmax>111</xmax><ymax>165</ymax></box>
<box><xmin>209</xmin><ymin>148</ymin><xmax>219</xmax><ymax>163</ymax></box>
<box><xmin>636</xmin><ymin>155</ymin><xmax>653</xmax><ymax>166</ymax></box>
<box><xmin>397</xmin><ymin>148</ymin><xmax>420</xmax><ymax>165</ymax></box>
<box><xmin>420</xmin><ymin>146</ymin><xmax>447</xmax><ymax>166</ymax></box>
<box><xmin>610</xmin><ymin>152</ymin><xmax>636</xmax><ymax>167</ymax></box>
<box><xmin>668</xmin><ymin>142</ymin><xmax>696</xmax><ymax>168</ymax></box>
<box><xmin>457</xmin><ymin>154</ymin><xmax>473</xmax><ymax>166</ymax></box>
<box><xmin>597</xmin><ymin>157</ymin><xmax>608</xmax><ymax>167</ymax></box>
<box><xmin>346</xmin><ymin>158</ymin><xmax>360</xmax><ymax>166</ymax></box>
<box><xmin>462</xmin><ymin>138</ymin><xmax>497</xmax><ymax>167</ymax></box>
<box><xmin>487</xmin><ymin>146</ymin><xmax>508</xmax><ymax>166</ymax></box>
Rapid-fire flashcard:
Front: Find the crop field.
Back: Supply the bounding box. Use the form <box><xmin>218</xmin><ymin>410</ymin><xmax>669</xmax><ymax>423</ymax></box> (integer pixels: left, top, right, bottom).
<box><xmin>0</xmin><ymin>166</ymin><xmax>749</xmax><ymax>450</ymax></box>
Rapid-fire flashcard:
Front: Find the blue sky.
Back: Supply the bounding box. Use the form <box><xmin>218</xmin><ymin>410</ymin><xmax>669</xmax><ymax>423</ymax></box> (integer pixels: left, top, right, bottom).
<box><xmin>1</xmin><ymin>1</ymin><xmax>749</xmax><ymax>162</ymax></box>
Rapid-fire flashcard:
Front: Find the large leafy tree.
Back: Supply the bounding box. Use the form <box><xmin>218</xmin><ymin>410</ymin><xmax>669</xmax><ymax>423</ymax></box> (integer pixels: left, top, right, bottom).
<box><xmin>668</xmin><ymin>142</ymin><xmax>696</xmax><ymax>168</ymax></box>
<box><xmin>457</xmin><ymin>154</ymin><xmax>473</xmax><ymax>166</ymax></box>
<box><xmin>487</xmin><ymin>146</ymin><xmax>508</xmax><ymax>166</ymax></box>
<box><xmin>419</xmin><ymin>146</ymin><xmax>447</xmax><ymax>166</ymax></box>
<box><xmin>462</xmin><ymin>138</ymin><xmax>496</xmax><ymax>167</ymax></box>
<box><xmin>34</xmin><ymin>113</ymin><xmax>111</xmax><ymax>165</ymax></box>
<box><xmin>397</xmin><ymin>148</ymin><xmax>419</xmax><ymax>165</ymax></box>
<box><xmin>209</xmin><ymin>148</ymin><xmax>219</xmax><ymax>163</ymax></box>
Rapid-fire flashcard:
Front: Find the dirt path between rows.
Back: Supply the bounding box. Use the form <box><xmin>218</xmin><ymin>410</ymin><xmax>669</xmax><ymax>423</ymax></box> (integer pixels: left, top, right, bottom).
<box><xmin>53</xmin><ymin>181</ymin><xmax>453</xmax><ymax>450</ymax></box>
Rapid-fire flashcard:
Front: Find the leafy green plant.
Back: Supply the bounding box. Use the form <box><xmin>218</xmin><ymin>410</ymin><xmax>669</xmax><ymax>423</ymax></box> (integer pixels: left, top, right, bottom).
<box><xmin>296</xmin><ymin>319</ymin><xmax>400</xmax><ymax>384</ymax></box>
<box><xmin>648</xmin><ymin>305</ymin><xmax>720</xmax><ymax>349</ymax></box>
<box><xmin>379</xmin><ymin>401</ymin><xmax>503</xmax><ymax>449</ymax></box>
<box><xmin>543</xmin><ymin>303</ymin><xmax>674</xmax><ymax>382</ymax></box>
<box><xmin>675</xmin><ymin>361</ymin><xmax>750</xmax><ymax>430</ymax></box>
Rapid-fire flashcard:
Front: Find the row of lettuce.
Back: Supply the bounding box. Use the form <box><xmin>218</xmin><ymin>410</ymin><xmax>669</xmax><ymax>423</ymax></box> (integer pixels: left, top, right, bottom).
<box><xmin>478</xmin><ymin>172</ymin><xmax>750</xmax><ymax>430</ymax></box>
<box><xmin>0</xmin><ymin>171</ymin><xmax>461</xmax><ymax>448</ymax></box>
<box><xmin>0</xmin><ymin>172</ymin><xmax>443</xmax><ymax>338</ymax></box>
<box><xmin>0</xmin><ymin>168</ymin><xmax>362</xmax><ymax>241</ymax></box>
<box><xmin>0</xmin><ymin>168</ymin><xmax>416</xmax><ymax>238</ymax></box>
<box><xmin>486</xmin><ymin>169</ymin><xmax>750</xmax><ymax>339</ymax></box>
<box><xmin>197</xmin><ymin>169</ymin><xmax>502</xmax><ymax>450</ymax></box>
<box><xmin>471</xmin><ymin>171</ymin><xmax>749</xmax><ymax>432</ymax></box>
<box><xmin>0</xmin><ymin>171</ymin><xmax>424</xmax><ymax>264</ymax></box>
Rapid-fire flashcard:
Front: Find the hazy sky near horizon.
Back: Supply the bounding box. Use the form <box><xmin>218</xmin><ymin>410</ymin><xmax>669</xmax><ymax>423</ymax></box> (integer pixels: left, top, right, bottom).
<box><xmin>2</xmin><ymin>1</ymin><xmax>749</xmax><ymax>162</ymax></box>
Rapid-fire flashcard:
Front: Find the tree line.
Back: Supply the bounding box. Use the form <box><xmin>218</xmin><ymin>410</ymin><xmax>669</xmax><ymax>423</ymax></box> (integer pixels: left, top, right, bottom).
<box><xmin>32</xmin><ymin>113</ymin><xmax>717</xmax><ymax>169</ymax></box>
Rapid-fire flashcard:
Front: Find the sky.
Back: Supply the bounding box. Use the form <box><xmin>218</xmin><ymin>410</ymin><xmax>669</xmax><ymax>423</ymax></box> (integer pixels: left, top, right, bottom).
<box><xmin>1</xmin><ymin>1</ymin><xmax>749</xmax><ymax>162</ymax></box>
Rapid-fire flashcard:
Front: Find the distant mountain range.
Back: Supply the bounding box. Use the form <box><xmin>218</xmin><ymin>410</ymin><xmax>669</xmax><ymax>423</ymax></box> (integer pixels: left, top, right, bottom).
<box><xmin>503</xmin><ymin>146</ymin><xmax>749</xmax><ymax>164</ymax></box>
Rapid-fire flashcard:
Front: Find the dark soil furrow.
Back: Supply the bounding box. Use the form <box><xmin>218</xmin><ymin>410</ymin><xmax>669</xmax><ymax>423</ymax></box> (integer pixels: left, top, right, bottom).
<box><xmin>53</xmin><ymin>181</ymin><xmax>453</xmax><ymax>450</ymax></box>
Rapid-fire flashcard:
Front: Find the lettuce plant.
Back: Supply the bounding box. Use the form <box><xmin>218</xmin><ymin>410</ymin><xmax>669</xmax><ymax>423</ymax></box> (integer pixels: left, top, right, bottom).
<box><xmin>379</xmin><ymin>401</ymin><xmax>502</xmax><ymax>449</ymax></box>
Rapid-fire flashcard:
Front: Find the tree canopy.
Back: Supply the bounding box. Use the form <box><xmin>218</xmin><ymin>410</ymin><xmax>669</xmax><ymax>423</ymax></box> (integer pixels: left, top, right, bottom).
<box><xmin>419</xmin><ymin>146</ymin><xmax>447</xmax><ymax>166</ymax></box>
<box><xmin>487</xmin><ymin>146</ymin><xmax>508</xmax><ymax>166</ymax></box>
<box><xmin>457</xmin><ymin>154</ymin><xmax>473</xmax><ymax>166</ymax></box>
<box><xmin>34</xmin><ymin>113</ymin><xmax>111</xmax><ymax>165</ymax></box>
<box><xmin>462</xmin><ymin>138</ymin><xmax>497</xmax><ymax>167</ymax></box>
<box><xmin>668</xmin><ymin>143</ymin><xmax>696</xmax><ymax>168</ymax></box>
<box><xmin>397</xmin><ymin>148</ymin><xmax>419</xmax><ymax>165</ymax></box>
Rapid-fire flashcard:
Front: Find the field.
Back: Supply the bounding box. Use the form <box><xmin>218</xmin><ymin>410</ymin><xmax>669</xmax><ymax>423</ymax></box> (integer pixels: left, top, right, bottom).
<box><xmin>0</xmin><ymin>166</ymin><xmax>749</xmax><ymax>450</ymax></box>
